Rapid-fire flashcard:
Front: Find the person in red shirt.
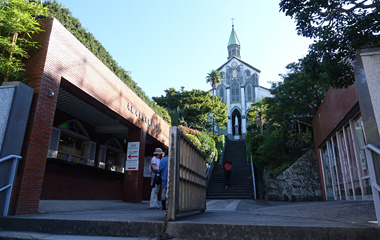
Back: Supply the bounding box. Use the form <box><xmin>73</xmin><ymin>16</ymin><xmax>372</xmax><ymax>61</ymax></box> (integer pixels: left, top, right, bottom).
<box><xmin>223</xmin><ymin>160</ymin><xmax>232</xmax><ymax>190</ymax></box>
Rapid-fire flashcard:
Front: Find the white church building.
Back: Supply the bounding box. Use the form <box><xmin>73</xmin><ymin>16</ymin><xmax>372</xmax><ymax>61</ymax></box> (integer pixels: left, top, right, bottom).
<box><xmin>215</xmin><ymin>24</ymin><xmax>271</xmax><ymax>140</ymax></box>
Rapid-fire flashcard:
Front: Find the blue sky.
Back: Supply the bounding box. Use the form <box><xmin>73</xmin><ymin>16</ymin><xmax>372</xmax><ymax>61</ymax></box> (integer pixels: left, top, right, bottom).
<box><xmin>58</xmin><ymin>0</ymin><xmax>313</xmax><ymax>99</ymax></box>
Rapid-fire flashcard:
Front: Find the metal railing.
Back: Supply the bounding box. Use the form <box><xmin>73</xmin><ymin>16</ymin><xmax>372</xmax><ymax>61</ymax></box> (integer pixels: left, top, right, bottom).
<box><xmin>0</xmin><ymin>155</ymin><xmax>21</xmax><ymax>216</ymax></box>
<box><xmin>167</xmin><ymin>127</ymin><xmax>207</xmax><ymax>221</ymax></box>
<box><xmin>363</xmin><ymin>144</ymin><xmax>380</xmax><ymax>226</ymax></box>
<box><xmin>249</xmin><ymin>155</ymin><xmax>257</xmax><ymax>200</ymax></box>
<box><xmin>206</xmin><ymin>153</ymin><xmax>215</xmax><ymax>188</ymax></box>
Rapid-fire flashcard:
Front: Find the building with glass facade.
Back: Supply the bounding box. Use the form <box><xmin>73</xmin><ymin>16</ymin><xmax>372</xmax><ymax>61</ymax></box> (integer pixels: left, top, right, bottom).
<box><xmin>313</xmin><ymin>85</ymin><xmax>372</xmax><ymax>201</ymax></box>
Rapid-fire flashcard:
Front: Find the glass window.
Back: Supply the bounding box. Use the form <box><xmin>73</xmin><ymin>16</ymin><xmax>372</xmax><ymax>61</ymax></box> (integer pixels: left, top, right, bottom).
<box><xmin>328</xmin><ymin>140</ymin><xmax>340</xmax><ymax>199</ymax></box>
<box><xmin>337</xmin><ymin>132</ymin><xmax>351</xmax><ymax>199</ymax></box>
<box><xmin>332</xmin><ymin>136</ymin><xmax>345</xmax><ymax>199</ymax></box>
<box><xmin>246</xmin><ymin>84</ymin><xmax>253</xmax><ymax>101</ymax></box>
<box><xmin>351</xmin><ymin>116</ymin><xmax>371</xmax><ymax>196</ymax></box>
<box><xmin>220</xmin><ymin>72</ymin><xmax>225</xmax><ymax>79</ymax></box>
<box><xmin>232</xmin><ymin>69</ymin><xmax>237</xmax><ymax>79</ymax></box>
<box><xmin>103</xmin><ymin>138</ymin><xmax>124</xmax><ymax>173</ymax></box>
<box><xmin>56</xmin><ymin>120</ymin><xmax>91</xmax><ymax>165</ymax></box>
<box><xmin>231</xmin><ymin>82</ymin><xmax>240</xmax><ymax>102</ymax></box>
<box><xmin>320</xmin><ymin>114</ymin><xmax>372</xmax><ymax>201</ymax></box>
<box><xmin>219</xmin><ymin>87</ymin><xmax>225</xmax><ymax>103</ymax></box>
<box><xmin>57</xmin><ymin>131</ymin><xmax>86</xmax><ymax>164</ymax></box>
<box><xmin>321</xmin><ymin>146</ymin><xmax>334</xmax><ymax>199</ymax></box>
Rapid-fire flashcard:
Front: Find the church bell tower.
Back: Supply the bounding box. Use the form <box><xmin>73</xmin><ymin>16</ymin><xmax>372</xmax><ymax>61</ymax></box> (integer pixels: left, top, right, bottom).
<box><xmin>227</xmin><ymin>23</ymin><xmax>241</xmax><ymax>60</ymax></box>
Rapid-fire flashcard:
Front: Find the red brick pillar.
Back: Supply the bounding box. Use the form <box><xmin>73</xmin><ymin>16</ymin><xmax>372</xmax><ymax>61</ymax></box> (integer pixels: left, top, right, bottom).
<box><xmin>9</xmin><ymin>19</ymin><xmax>58</xmax><ymax>215</ymax></box>
<box><xmin>123</xmin><ymin>128</ymin><xmax>146</xmax><ymax>202</ymax></box>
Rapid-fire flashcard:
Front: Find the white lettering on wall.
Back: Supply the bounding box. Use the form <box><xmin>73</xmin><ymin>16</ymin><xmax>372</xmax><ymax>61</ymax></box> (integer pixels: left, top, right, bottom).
<box><xmin>126</xmin><ymin>103</ymin><xmax>159</xmax><ymax>132</ymax></box>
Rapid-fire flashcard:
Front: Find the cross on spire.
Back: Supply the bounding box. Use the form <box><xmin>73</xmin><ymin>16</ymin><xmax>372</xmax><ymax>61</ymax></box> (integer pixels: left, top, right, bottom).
<box><xmin>231</xmin><ymin>18</ymin><xmax>235</xmax><ymax>28</ymax></box>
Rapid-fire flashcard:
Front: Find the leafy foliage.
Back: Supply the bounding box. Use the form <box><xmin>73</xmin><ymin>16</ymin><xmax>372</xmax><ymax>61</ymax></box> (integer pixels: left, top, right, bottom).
<box><xmin>197</xmin><ymin>131</ymin><xmax>217</xmax><ymax>162</ymax></box>
<box><xmin>279</xmin><ymin>0</ymin><xmax>380</xmax><ymax>88</ymax></box>
<box><xmin>0</xmin><ymin>0</ymin><xmax>49</xmax><ymax>82</ymax></box>
<box><xmin>185</xmin><ymin>133</ymin><xmax>201</xmax><ymax>150</ymax></box>
<box><xmin>153</xmin><ymin>87</ymin><xmax>227</xmax><ymax>131</ymax></box>
<box><xmin>41</xmin><ymin>0</ymin><xmax>170</xmax><ymax>122</ymax></box>
<box><xmin>246</xmin><ymin>56</ymin><xmax>327</xmax><ymax>173</ymax></box>
<box><xmin>178</xmin><ymin>125</ymin><xmax>201</xmax><ymax>137</ymax></box>
<box><xmin>265</xmin><ymin>57</ymin><xmax>329</xmax><ymax>128</ymax></box>
<box><xmin>215</xmin><ymin>134</ymin><xmax>225</xmax><ymax>162</ymax></box>
<box><xmin>205</xmin><ymin>70</ymin><xmax>221</xmax><ymax>96</ymax></box>
<box><xmin>247</xmin><ymin>100</ymin><xmax>268</xmax><ymax>134</ymax></box>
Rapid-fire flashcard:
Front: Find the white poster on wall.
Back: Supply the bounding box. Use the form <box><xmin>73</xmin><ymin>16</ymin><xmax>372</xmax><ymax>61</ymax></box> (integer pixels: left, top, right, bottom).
<box><xmin>126</xmin><ymin>142</ymin><xmax>140</xmax><ymax>171</ymax></box>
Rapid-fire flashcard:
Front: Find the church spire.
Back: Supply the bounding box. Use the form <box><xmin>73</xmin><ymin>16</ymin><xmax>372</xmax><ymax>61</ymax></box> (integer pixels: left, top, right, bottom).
<box><xmin>227</xmin><ymin>19</ymin><xmax>241</xmax><ymax>60</ymax></box>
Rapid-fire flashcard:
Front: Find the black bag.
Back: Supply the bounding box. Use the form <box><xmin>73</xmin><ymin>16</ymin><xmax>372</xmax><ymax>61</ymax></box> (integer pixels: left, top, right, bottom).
<box><xmin>151</xmin><ymin>172</ymin><xmax>162</xmax><ymax>188</ymax></box>
<box><xmin>154</xmin><ymin>172</ymin><xmax>162</xmax><ymax>185</ymax></box>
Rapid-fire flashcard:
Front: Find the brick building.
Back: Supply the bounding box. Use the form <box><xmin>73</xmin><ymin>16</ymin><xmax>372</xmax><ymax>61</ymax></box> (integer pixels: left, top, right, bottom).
<box><xmin>312</xmin><ymin>85</ymin><xmax>372</xmax><ymax>201</ymax></box>
<box><xmin>8</xmin><ymin>18</ymin><xmax>170</xmax><ymax>215</ymax></box>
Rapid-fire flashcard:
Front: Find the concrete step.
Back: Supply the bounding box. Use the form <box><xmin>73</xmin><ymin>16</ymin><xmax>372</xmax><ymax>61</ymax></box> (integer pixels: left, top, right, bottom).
<box><xmin>2</xmin><ymin>215</ymin><xmax>379</xmax><ymax>240</ymax></box>
<box><xmin>1</xmin><ymin>200</ymin><xmax>378</xmax><ymax>240</ymax></box>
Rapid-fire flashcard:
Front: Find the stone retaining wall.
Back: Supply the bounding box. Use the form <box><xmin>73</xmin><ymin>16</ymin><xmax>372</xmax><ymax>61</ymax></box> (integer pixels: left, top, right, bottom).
<box><xmin>265</xmin><ymin>150</ymin><xmax>322</xmax><ymax>201</ymax></box>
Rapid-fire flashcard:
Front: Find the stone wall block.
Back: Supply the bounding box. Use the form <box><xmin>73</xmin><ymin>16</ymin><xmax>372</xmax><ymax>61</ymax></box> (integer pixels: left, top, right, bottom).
<box><xmin>265</xmin><ymin>150</ymin><xmax>322</xmax><ymax>201</ymax></box>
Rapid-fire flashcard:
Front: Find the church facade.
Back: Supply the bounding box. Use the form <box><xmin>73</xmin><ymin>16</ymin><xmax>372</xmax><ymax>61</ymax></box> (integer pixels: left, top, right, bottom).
<box><xmin>215</xmin><ymin>25</ymin><xmax>271</xmax><ymax>140</ymax></box>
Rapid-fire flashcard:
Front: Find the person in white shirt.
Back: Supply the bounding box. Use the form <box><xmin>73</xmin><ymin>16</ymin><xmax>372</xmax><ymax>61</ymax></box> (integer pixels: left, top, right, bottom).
<box><xmin>150</xmin><ymin>147</ymin><xmax>164</xmax><ymax>209</ymax></box>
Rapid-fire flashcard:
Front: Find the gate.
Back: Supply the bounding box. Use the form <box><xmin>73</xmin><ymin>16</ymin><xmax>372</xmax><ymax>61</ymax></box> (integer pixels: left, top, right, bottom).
<box><xmin>167</xmin><ymin>127</ymin><xmax>207</xmax><ymax>221</ymax></box>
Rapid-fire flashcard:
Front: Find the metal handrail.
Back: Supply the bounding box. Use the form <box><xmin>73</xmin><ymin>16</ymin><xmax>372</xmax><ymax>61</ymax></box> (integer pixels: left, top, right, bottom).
<box><xmin>219</xmin><ymin>139</ymin><xmax>226</xmax><ymax>165</ymax></box>
<box><xmin>250</xmin><ymin>155</ymin><xmax>257</xmax><ymax>200</ymax></box>
<box><xmin>206</xmin><ymin>154</ymin><xmax>215</xmax><ymax>188</ymax></box>
<box><xmin>363</xmin><ymin>144</ymin><xmax>380</xmax><ymax>226</ymax></box>
<box><xmin>0</xmin><ymin>155</ymin><xmax>21</xmax><ymax>216</ymax></box>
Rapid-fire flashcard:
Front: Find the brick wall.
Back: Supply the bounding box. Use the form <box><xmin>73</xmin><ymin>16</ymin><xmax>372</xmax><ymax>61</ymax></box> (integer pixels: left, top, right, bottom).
<box><xmin>10</xmin><ymin>18</ymin><xmax>169</xmax><ymax>215</ymax></box>
<box><xmin>312</xmin><ymin>84</ymin><xmax>359</xmax><ymax>148</ymax></box>
<box><xmin>41</xmin><ymin>160</ymin><xmax>124</xmax><ymax>200</ymax></box>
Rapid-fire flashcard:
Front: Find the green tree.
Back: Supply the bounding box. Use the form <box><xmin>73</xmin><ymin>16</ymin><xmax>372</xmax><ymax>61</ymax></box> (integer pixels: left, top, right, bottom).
<box><xmin>206</xmin><ymin>70</ymin><xmax>221</xmax><ymax>97</ymax></box>
<box><xmin>0</xmin><ymin>0</ymin><xmax>49</xmax><ymax>82</ymax></box>
<box><xmin>205</xmin><ymin>70</ymin><xmax>222</xmax><ymax>137</ymax></box>
<box><xmin>247</xmin><ymin>100</ymin><xmax>268</xmax><ymax>134</ymax></box>
<box><xmin>153</xmin><ymin>87</ymin><xmax>227</xmax><ymax>131</ymax></box>
<box><xmin>279</xmin><ymin>0</ymin><xmax>380</xmax><ymax>88</ymax></box>
<box><xmin>246</xmin><ymin>56</ymin><xmax>328</xmax><ymax>175</ymax></box>
<box><xmin>265</xmin><ymin>56</ymin><xmax>329</xmax><ymax>129</ymax></box>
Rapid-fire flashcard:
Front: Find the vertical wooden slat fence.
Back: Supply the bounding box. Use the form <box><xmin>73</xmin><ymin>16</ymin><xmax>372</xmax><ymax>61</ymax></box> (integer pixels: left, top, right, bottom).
<box><xmin>167</xmin><ymin>127</ymin><xmax>207</xmax><ymax>221</ymax></box>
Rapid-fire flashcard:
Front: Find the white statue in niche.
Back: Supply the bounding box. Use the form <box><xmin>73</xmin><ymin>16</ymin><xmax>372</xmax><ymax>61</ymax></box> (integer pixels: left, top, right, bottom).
<box><xmin>235</xmin><ymin>115</ymin><xmax>239</xmax><ymax>136</ymax></box>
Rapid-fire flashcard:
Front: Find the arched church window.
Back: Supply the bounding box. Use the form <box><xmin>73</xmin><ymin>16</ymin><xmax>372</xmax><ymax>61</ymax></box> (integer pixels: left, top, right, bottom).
<box><xmin>246</xmin><ymin>84</ymin><xmax>253</xmax><ymax>101</ymax></box>
<box><xmin>231</xmin><ymin>82</ymin><xmax>240</xmax><ymax>102</ymax></box>
<box><xmin>245</xmin><ymin>70</ymin><xmax>251</xmax><ymax>78</ymax></box>
<box><xmin>253</xmin><ymin>73</ymin><xmax>258</xmax><ymax>86</ymax></box>
<box><xmin>232</xmin><ymin>69</ymin><xmax>237</xmax><ymax>79</ymax></box>
<box><xmin>219</xmin><ymin>86</ymin><xmax>225</xmax><ymax>103</ymax></box>
<box><xmin>220</xmin><ymin>72</ymin><xmax>225</xmax><ymax>79</ymax></box>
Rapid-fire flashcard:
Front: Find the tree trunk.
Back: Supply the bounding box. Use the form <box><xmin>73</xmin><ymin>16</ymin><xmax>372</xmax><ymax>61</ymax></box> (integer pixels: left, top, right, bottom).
<box><xmin>5</xmin><ymin>32</ymin><xmax>19</xmax><ymax>82</ymax></box>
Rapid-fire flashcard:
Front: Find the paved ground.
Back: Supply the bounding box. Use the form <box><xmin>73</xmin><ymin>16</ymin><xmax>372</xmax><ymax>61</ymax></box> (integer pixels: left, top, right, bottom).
<box><xmin>0</xmin><ymin>199</ymin><xmax>378</xmax><ymax>239</ymax></box>
<box><xmin>32</xmin><ymin>199</ymin><xmax>378</xmax><ymax>227</ymax></box>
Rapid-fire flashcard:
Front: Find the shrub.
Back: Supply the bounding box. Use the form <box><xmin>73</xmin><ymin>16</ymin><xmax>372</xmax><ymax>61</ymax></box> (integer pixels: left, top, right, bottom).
<box><xmin>185</xmin><ymin>134</ymin><xmax>201</xmax><ymax>150</ymax></box>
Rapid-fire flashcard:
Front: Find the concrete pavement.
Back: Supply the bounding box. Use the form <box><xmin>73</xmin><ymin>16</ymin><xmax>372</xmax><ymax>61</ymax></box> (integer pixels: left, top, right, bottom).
<box><xmin>0</xmin><ymin>199</ymin><xmax>379</xmax><ymax>239</ymax></box>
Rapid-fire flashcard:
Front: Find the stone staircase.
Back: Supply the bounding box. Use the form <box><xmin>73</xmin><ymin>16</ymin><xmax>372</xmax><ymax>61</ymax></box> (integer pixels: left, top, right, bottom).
<box><xmin>207</xmin><ymin>139</ymin><xmax>253</xmax><ymax>199</ymax></box>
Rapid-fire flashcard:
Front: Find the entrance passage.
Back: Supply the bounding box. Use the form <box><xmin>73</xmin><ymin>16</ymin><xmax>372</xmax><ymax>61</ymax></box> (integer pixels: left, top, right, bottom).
<box><xmin>206</xmin><ymin>139</ymin><xmax>253</xmax><ymax>199</ymax></box>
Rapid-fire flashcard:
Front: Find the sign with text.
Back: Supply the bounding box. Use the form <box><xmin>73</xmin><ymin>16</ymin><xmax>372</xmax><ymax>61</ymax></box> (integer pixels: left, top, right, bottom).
<box><xmin>126</xmin><ymin>142</ymin><xmax>140</xmax><ymax>171</ymax></box>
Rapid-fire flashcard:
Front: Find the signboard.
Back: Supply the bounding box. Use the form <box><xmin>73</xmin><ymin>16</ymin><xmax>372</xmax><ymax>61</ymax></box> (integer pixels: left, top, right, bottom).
<box><xmin>126</xmin><ymin>142</ymin><xmax>140</xmax><ymax>171</ymax></box>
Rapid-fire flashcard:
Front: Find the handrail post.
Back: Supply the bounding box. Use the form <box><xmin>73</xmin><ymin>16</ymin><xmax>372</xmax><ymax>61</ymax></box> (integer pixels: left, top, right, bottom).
<box><xmin>0</xmin><ymin>155</ymin><xmax>21</xmax><ymax>216</ymax></box>
<box><xmin>364</xmin><ymin>144</ymin><xmax>380</xmax><ymax>226</ymax></box>
<box><xmin>250</xmin><ymin>155</ymin><xmax>257</xmax><ymax>200</ymax></box>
